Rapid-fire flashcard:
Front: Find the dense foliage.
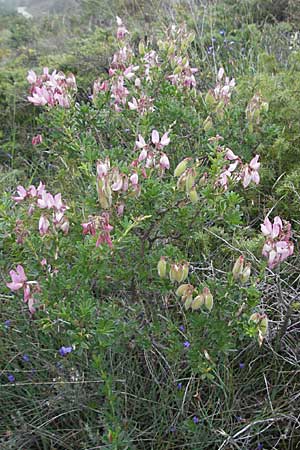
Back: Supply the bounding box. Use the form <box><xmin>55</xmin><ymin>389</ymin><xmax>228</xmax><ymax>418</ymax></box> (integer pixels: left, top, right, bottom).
<box><xmin>1</xmin><ymin>1</ymin><xmax>300</xmax><ymax>449</ymax></box>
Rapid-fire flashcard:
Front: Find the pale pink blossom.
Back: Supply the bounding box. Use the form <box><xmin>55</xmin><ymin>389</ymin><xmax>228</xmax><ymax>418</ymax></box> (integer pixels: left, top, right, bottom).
<box><xmin>130</xmin><ymin>172</ymin><xmax>139</xmax><ymax>187</ymax></box>
<box><xmin>242</xmin><ymin>155</ymin><xmax>260</xmax><ymax>188</ymax></box>
<box><xmin>159</xmin><ymin>153</ymin><xmax>170</xmax><ymax>170</ymax></box>
<box><xmin>136</xmin><ymin>134</ymin><xmax>147</xmax><ymax>149</ymax></box>
<box><xmin>116</xmin><ymin>16</ymin><xmax>129</xmax><ymax>40</ymax></box>
<box><xmin>151</xmin><ymin>130</ymin><xmax>170</xmax><ymax>149</ymax></box>
<box><xmin>27</xmin><ymin>70</ymin><xmax>37</xmax><ymax>84</ymax></box>
<box><xmin>6</xmin><ymin>265</ymin><xmax>27</xmax><ymax>291</ymax></box>
<box><xmin>13</xmin><ymin>185</ymin><xmax>28</xmax><ymax>203</ymax></box>
<box><xmin>39</xmin><ymin>215</ymin><xmax>50</xmax><ymax>236</ymax></box>
<box><xmin>261</xmin><ymin>216</ymin><xmax>294</xmax><ymax>268</ymax></box>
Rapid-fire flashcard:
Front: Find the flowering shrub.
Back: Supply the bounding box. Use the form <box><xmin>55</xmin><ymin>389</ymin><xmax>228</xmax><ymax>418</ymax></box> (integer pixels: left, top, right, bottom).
<box><xmin>1</xmin><ymin>12</ymin><xmax>299</xmax><ymax>450</ymax></box>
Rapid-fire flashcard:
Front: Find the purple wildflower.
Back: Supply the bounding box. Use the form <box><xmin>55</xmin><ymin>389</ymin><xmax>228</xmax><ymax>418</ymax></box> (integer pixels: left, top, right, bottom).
<box><xmin>22</xmin><ymin>354</ymin><xmax>30</xmax><ymax>363</ymax></box>
<box><xmin>256</xmin><ymin>445</ymin><xmax>263</xmax><ymax>450</ymax></box>
<box><xmin>183</xmin><ymin>341</ymin><xmax>190</xmax><ymax>348</ymax></box>
<box><xmin>170</xmin><ymin>425</ymin><xmax>176</xmax><ymax>433</ymax></box>
<box><xmin>4</xmin><ymin>320</ymin><xmax>11</xmax><ymax>329</ymax></box>
<box><xmin>28</xmin><ymin>368</ymin><xmax>36</xmax><ymax>379</ymax></box>
<box><xmin>179</xmin><ymin>325</ymin><xmax>185</xmax><ymax>332</ymax></box>
<box><xmin>7</xmin><ymin>374</ymin><xmax>15</xmax><ymax>383</ymax></box>
<box><xmin>239</xmin><ymin>362</ymin><xmax>245</xmax><ymax>369</ymax></box>
<box><xmin>219</xmin><ymin>29</ymin><xmax>226</xmax><ymax>36</ymax></box>
<box><xmin>177</xmin><ymin>382</ymin><xmax>183</xmax><ymax>390</ymax></box>
<box><xmin>59</xmin><ymin>346</ymin><xmax>73</xmax><ymax>357</ymax></box>
<box><xmin>193</xmin><ymin>416</ymin><xmax>199</xmax><ymax>424</ymax></box>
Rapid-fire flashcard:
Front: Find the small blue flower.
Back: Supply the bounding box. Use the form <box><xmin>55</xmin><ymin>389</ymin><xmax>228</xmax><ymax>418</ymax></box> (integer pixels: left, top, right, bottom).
<box><xmin>170</xmin><ymin>425</ymin><xmax>176</xmax><ymax>433</ymax></box>
<box><xmin>239</xmin><ymin>362</ymin><xmax>245</xmax><ymax>369</ymax></box>
<box><xmin>179</xmin><ymin>325</ymin><xmax>185</xmax><ymax>332</ymax></box>
<box><xmin>256</xmin><ymin>444</ymin><xmax>263</xmax><ymax>450</ymax></box>
<box><xmin>177</xmin><ymin>382</ymin><xmax>183</xmax><ymax>390</ymax></box>
<box><xmin>22</xmin><ymin>354</ymin><xmax>30</xmax><ymax>363</ymax></box>
<box><xmin>28</xmin><ymin>368</ymin><xmax>36</xmax><ymax>379</ymax></box>
<box><xmin>59</xmin><ymin>346</ymin><xmax>73</xmax><ymax>357</ymax></box>
<box><xmin>193</xmin><ymin>416</ymin><xmax>199</xmax><ymax>424</ymax></box>
<box><xmin>8</xmin><ymin>374</ymin><xmax>15</xmax><ymax>383</ymax></box>
<box><xmin>183</xmin><ymin>341</ymin><xmax>190</xmax><ymax>348</ymax></box>
<box><xmin>207</xmin><ymin>46</ymin><xmax>214</xmax><ymax>55</ymax></box>
<box><xmin>4</xmin><ymin>320</ymin><xmax>11</xmax><ymax>329</ymax></box>
<box><xmin>219</xmin><ymin>29</ymin><xmax>226</xmax><ymax>36</ymax></box>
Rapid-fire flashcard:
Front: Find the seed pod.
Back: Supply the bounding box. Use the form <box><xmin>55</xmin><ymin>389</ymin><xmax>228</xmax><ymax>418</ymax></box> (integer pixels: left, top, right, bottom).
<box><xmin>259</xmin><ymin>315</ymin><xmax>268</xmax><ymax>336</ymax></box>
<box><xmin>205</xmin><ymin>91</ymin><xmax>216</xmax><ymax>108</ymax></box>
<box><xmin>174</xmin><ymin>158</ymin><xmax>190</xmax><ymax>177</ymax></box>
<box><xmin>174</xmin><ymin>65</ymin><xmax>182</xmax><ymax>75</ymax></box>
<box><xmin>203</xmin><ymin>115</ymin><xmax>213</xmax><ymax>132</ymax></box>
<box><xmin>203</xmin><ymin>287</ymin><xmax>213</xmax><ymax>312</ymax></box>
<box><xmin>181</xmin><ymin>262</ymin><xmax>189</xmax><ymax>282</ymax></box>
<box><xmin>184</xmin><ymin>295</ymin><xmax>193</xmax><ymax>310</ymax></box>
<box><xmin>188</xmin><ymin>187</ymin><xmax>199</xmax><ymax>203</ymax></box>
<box><xmin>232</xmin><ymin>256</ymin><xmax>244</xmax><ymax>280</ymax></box>
<box><xmin>167</xmin><ymin>44</ymin><xmax>175</xmax><ymax>57</ymax></box>
<box><xmin>240</xmin><ymin>263</ymin><xmax>251</xmax><ymax>283</ymax></box>
<box><xmin>249</xmin><ymin>312</ymin><xmax>261</xmax><ymax>324</ymax></box>
<box><xmin>185</xmin><ymin>168</ymin><xmax>196</xmax><ymax>192</ymax></box>
<box><xmin>177</xmin><ymin>172</ymin><xmax>187</xmax><ymax>191</ymax></box>
<box><xmin>138</xmin><ymin>41</ymin><xmax>145</xmax><ymax>55</ymax></box>
<box><xmin>176</xmin><ymin>283</ymin><xmax>193</xmax><ymax>297</ymax></box>
<box><xmin>169</xmin><ymin>264</ymin><xmax>183</xmax><ymax>283</ymax></box>
<box><xmin>157</xmin><ymin>257</ymin><xmax>167</xmax><ymax>278</ymax></box>
<box><xmin>191</xmin><ymin>294</ymin><xmax>204</xmax><ymax>310</ymax></box>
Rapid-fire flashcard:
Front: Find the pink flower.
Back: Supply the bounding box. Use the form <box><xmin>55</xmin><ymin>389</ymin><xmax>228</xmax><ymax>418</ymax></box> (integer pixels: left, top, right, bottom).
<box><xmin>6</xmin><ymin>265</ymin><xmax>27</xmax><ymax>291</ymax></box>
<box><xmin>32</xmin><ymin>134</ymin><xmax>43</xmax><ymax>145</ymax></box>
<box><xmin>130</xmin><ymin>172</ymin><xmax>139</xmax><ymax>187</ymax></box>
<box><xmin>116</xmin><ymin>16</ymin><xmax>129</xmax><ymax>40</ymax></box>
<box><xmin>159</xmin><ymin>153</ymin><xmax>170</xmax><ymax>170</ymax></box>
<box><xmin>241</xmin><ymin>155</ymin><xmax>260</xmax><ymax>188</ymax></box>
<box><xmin>82</xmin><ymin>221</ymin><xmax>96</xmax><ymax>236</ymax></box>
<box><xmin>261</xmin><ymin>216</ymin><xmax>282</xmax><ymax>239</ymax></box>
<box><xmin>95</xmin><ymin>213</ymin><xmax>114</xmax><ymax>248</ymax></box>
<box><xmin>225</xmin><ymin>148</ymin><xmax>239</xmax><ymax>161</ymax></box>
<box><xmin>27</xmin><ymin>70</ymin><xmax>37</xmax><ymax>84</ymax></box>
<box><xmin>97</xmin><ymin>159</ymin><xmax>110</xmax><ymax>178</ymax></box>
<box><xmin>261</xmin><ymin>216</ymin><xmax>294</xmax><ymax>268</ymax></box>
<box><xmin>39</xmin><ymin>215</ymin><xmax>50</xmax><ymax>236</ymax></box>
<box><xmin>151</xmin><ymin>130</ymin><xmax>170</xmax><ymax>149</ymax></box>
<box><xmin>37</xmin><ymin>191</ymin><xmax>54</xmax><ymax>209</ymax></box>
<box><xmin>12</xmin><ymin>185</ymin><xmax>28</xmax><ymax>203</ymax></box>
<box><xmin>136</xmin><ymin>134</ymin><xmax>147</xmax><ymax>149</ymax></box>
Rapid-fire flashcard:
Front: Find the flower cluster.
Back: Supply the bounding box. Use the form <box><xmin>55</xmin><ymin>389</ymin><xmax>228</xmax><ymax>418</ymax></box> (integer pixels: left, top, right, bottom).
<box><xmin>158</xmin><ymin>25</ymin><xmax>198</xmax><ymax>89</ymax></box>
<box><xmin>174</xmin><ymin>157</ymin><xmax>207</xmax><ymax>203</ymax></box>
<box><xmin>157</xmin><ymin>257</ymin><xmax>189</xmax><ymax>282</ymax></box>
<box><xmin>27</xmin><ymin>67</ymin><xmax>76</xmax><ymax>108</ymax></box>
<box><xmin>82</xmin><ymin>213</ymin><xmax>113</xmax><ymax>248</ymax></box>
<box><xmin>12</xmin><ymin>182</ymin><xmax>69</xmax><ymax>237</ymax></box>
<box><xmin>6</xmin><ymin>265</ymin><xmax>39</xmax><ymax>314</ymax></box>
<box><xmin>133</xmin><ymin>129</ymin><xmax>170</xmax><ymax>175</ymax></box>
<box><xmin>96</xmin><ymin>157</ymin><xmax>141</xmax><ymax>214</ymax></box>
<box><xmin>32</xmin><ymin>134</ymin><xmax>43</xmax><ymax>146</ymax></box>
<box><xmin>218</xmin><ymin>148</ymin><xmax>260</xmax><ymax>190</ymax></box>
<box><xmin>212</xmin><ymin>67</ymin><xmax>236</xmax><ymax>105</ymax></box>
<box><xmin>232</xmin><ymin>256</ymin><xmax>251</xmax><ymax>283</ymax></box>
<box><xmin>167</xmin><ymin>56</ymin><xmax>198</xmax><ymax>89</ymax></box>
<box><xmin>176</xmin><ymin>284</ymin><xmax>214</xmax><ymax>311</ymax></box>
<box><xmin>128</xmin><ymin>94</ymin><xmax>155</xmax><ymax>115</ymax></box>
<box><xmin>261</xmin><ymin>216</ymin><xmax>294</xmax><ymax>268</ymax></box>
